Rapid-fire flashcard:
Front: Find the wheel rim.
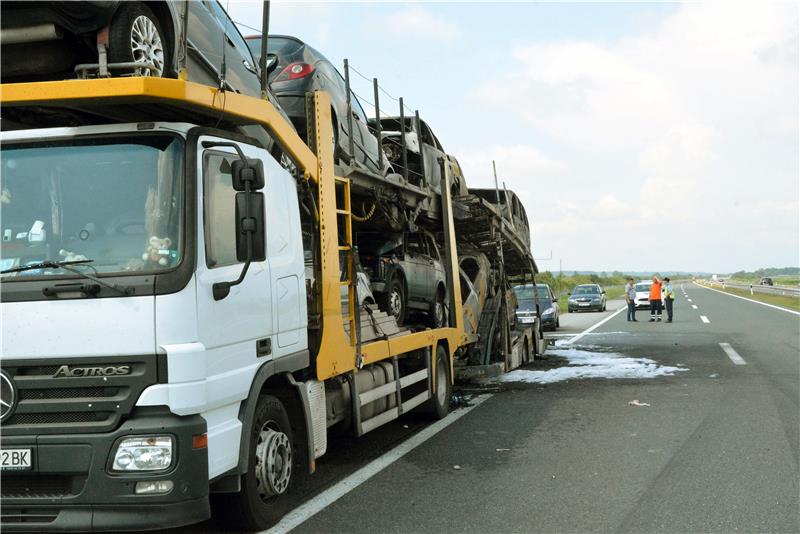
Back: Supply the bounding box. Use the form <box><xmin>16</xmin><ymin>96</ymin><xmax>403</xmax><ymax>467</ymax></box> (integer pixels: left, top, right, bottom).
<box><xmin>130</xmin><ymin>15</ymin><xmax>164</xmax><ymax>76</ymax></box>
<box><xmin>434</xmin><ymin>300</ymin><xmax>444</xmax><ymax>326</ymax></box>
<box><xmin>255</xmin><ymin>423</ymin><xmax>292</xmax><ymax>500</ymax></box>
<box><xmin>436</xmin><ymin>356</ymin><xmax>447</xmax><ymax>407</ymax></box>
<box><xmin>389</xmin><ymin>288</ymin><xmax>402</xmax><ymax>317</ymax></box>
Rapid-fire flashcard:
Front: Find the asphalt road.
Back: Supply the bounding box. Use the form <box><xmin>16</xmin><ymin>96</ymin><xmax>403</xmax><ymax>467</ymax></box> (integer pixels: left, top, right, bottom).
<box><xmin>167</xmin><ymin>285</ymin><xmax>800</xmax><ymax>533</ymax></box>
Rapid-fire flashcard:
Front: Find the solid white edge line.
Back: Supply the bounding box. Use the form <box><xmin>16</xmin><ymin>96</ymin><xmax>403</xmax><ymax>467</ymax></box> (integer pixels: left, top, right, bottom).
<box><xmin>261</xmin><ymin>394</ymin><xmax>493</xmax><ymax>534</ymax></box>
<box><xmin>719</xmin><ymin>342</ymin><xmax>747</xmax><ymax>365</ymax></box>
<box><xmin>691</xmin><ymin>305</ymin><xmax>698</xmax><ymax>309</ymax></box>
<box><xmin>563</xmin><ymin>305</ymin><xmax>627</xmax><ymax>346</ymax></box>
<box><xmin>700</xmin><ymin>315</ymin><xmax>710</xmax><ymax>323</ymax></box>
<box><xmin>694</xmin><ymin>282</ymin><xmax>800</xmax><ymax>317</ymax></box>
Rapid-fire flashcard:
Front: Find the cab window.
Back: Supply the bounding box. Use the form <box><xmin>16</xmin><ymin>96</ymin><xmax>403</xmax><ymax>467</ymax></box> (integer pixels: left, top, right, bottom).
<box><xmin>203</xmin><ymin>151</ymin><xmax>239</xmax><ymax>268</ymax></box>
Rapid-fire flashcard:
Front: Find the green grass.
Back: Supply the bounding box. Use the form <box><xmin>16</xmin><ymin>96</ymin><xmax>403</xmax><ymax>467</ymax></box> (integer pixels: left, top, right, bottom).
<box><xmin>729</xmin><ymin>275</ymin><xmax>800</xmax><ymax>287</ymax></box>
<box><xmin>709</xmin><ymin>285</ymin><xmax>800</xmax><ymax>312</ymax></box>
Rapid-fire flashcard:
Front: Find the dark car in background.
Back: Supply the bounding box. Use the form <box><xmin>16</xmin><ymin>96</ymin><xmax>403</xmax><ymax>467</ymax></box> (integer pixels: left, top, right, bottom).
<box><xmin>567</xmin><ymin>284</ymin><xmax>606</xmax><ymax>312</ymax></box>
<box><xmin>246</xmin><ymin>34</ymin><xmax>391</xmax><ymax>177</ymax></box>
<box><xmin>759</xmin><ymin>277</ymin><xmax>774</xmax><ymax>286</ymax></box>
<box><xmin>514</xmin><ymin>283</ymin><xmax>560</xmax><ymax>330</ymax></box>
<box><xmin>357</xmin><ymin>231</ymin><xmax>446</xmax><ymax>327</ymax></box>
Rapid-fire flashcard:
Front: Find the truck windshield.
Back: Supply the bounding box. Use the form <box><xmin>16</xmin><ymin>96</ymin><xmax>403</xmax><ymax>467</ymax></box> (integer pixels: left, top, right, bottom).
<box><xmin>1</xmin><ymin>135</ymin><xmax>184</xmax><ymax>278</ymax></box>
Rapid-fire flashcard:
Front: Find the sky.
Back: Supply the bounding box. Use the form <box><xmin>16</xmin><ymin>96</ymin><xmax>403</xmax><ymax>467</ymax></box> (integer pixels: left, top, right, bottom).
<box><xmin>225</xmin><ymin>1</ymin><xmax>799</xmax><ymax>274</ymax></box>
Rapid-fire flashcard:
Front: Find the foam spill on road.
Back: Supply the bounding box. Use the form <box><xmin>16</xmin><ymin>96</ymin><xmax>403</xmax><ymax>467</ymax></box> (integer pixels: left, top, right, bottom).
<box><xmin>496</xmin><ymin>347</ymin><xmax>689</xmax><ymax>384</ymax></box>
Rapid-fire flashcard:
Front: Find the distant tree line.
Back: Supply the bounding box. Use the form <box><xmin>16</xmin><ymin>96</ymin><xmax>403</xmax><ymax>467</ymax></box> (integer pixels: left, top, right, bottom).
<box><xmin>731</xmin><ymin>267</ymin><xmax>800</xmax><ymax>278</ymax></box>
<box><xmin>535</xmin><ymin>271</ymin><xmax>634</xmax><ymax>297</ymax></box>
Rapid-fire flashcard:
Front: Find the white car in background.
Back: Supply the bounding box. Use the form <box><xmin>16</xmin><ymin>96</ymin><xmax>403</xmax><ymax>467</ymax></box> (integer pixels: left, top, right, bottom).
<box><xmin>634</xmin><ymin>280</ymin><xmax>664</xmax><ymax>309</ymax></box>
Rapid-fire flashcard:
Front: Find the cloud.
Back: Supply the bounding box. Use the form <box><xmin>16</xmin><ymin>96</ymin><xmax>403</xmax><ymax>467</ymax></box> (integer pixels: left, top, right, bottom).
<box><xmin>466</xmin><ymin>2</ymin><xmax>798</xmax><ymax>271</ymax></box>
<box><xmin>382</xmin><ymin>7</ymin><xmax>462</xmax><ymax>43</ymax></box>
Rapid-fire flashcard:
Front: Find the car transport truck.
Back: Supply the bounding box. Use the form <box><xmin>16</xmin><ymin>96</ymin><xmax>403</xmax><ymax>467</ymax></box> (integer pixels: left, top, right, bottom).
<box><xmin>0</xmin><ymin>73</ymin><xmax>537</xmax><ymax>531</ymax></box>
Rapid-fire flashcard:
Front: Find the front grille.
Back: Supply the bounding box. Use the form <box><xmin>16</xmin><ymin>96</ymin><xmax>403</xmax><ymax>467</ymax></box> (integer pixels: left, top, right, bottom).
<box><xmin>1</xmin><ymin>355</ymin><xmax>158</xmax><ymax>435</ymax></box>
<box><xmin>9</xmin><ymin>411</ymin><xmax>113</xmax><ymax>425</ymax></box>
<box><xmin>1</xmin><ymin>475</ymin><xmax>83</xmax><ymax>499</ymax></box>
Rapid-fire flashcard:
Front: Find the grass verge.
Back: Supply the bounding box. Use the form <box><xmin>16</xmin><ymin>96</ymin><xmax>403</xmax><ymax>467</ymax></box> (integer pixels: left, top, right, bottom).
<box><xmin>709</xmin><ymin>285</ymin><xmax>800</xmax><ymax>312</ymax></box>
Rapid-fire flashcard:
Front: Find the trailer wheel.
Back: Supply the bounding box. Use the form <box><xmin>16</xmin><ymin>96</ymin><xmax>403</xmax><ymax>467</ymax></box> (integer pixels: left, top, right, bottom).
<box><xmin>221</xmin><ymin>395</ymin><xmax>293</xmax><ymax>531</ymax></box>
<box><xmin>108</xmin><ymin>3</ymin><xmax>169</xmax><ymax>77</ymax></box>
<box><xmin>427</xmin><ymin>344</ymin><xmax>451</xmax><ymax>419</ymax></box>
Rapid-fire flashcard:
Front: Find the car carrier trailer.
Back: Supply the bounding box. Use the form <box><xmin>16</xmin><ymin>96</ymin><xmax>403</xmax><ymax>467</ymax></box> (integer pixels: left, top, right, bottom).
<box><xmin>0</xmin><ymin>76</ymin><xmax>536</xmax><ymax>531</ymax></box>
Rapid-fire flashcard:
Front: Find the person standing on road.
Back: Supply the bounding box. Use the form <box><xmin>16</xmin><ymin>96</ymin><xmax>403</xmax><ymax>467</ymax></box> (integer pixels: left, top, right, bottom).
<box><xmin>625</xmin><ymin>277</ymin><xmax>637</xmax><ymax>322</ymax></box>
<box><xmin>663</xmin><ymin>277</ymin><xmax>675</xmax><ymax>322</ymax></box>
<box><xmin>649</xmin><ymin>275</ymin><xmax>663</xmax><ymax>322</ymax></box>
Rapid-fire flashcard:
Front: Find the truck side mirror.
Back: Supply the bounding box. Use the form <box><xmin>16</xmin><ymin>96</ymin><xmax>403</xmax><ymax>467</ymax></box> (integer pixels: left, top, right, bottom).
<box><xmin>231</xmin><ymin>158</ymin><xmax>265</xmax><ymax>191</ymax></box>
<box><xmin>235</xmin><ymin>192</ymin><xmax>266</xmax><ymax>262</ymax></box>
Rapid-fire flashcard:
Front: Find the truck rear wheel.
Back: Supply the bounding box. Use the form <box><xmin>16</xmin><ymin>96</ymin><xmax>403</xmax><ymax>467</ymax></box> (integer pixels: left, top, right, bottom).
<box><xmin>427</xmin><ymin>344</ymin><xmax>451</xmax><ymax>419</ymax></box>
<box><xmin>220</xmin><ymin>395</ymin><xmax>293</xmax><ymax>531</ymax></box>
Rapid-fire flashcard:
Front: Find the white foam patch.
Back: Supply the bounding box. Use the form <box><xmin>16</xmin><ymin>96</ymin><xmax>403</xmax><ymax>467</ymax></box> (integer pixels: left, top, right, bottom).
<box><xmin>497</xmin><ymin>347</ymin><xmax>688</xmax><ymax>384</ymax></box>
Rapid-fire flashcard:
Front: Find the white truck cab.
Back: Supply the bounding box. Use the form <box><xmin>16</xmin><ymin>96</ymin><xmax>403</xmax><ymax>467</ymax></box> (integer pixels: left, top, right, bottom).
<box><xmin>1</xmin><ymin>121</ymin><xmax>310</xmax><ymax>529</ymax></box>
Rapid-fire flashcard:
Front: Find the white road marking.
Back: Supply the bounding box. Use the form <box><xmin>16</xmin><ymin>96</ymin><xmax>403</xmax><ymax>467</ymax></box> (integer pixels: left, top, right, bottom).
<box><xmin>700</xmin><ymin>315</ymin><xmax>710</xmax><ymax>323</ymax></box>
<box><xmin>261</xmin><ymin>395</ymin><xmax>492</xmax><ymax>534</ymax></box>
<box><xmin>694</xmin><ymin>282</ymin><xmax>800</xmax><ymax>316</ymax></box>
<box><xmin>692</xmin><ymin>305</ymin><xmax>698</xmax><ymax>309</ymax></box>
<box><xmin>687</xmin><ymin>299</ymin><xmax>692</xmax><ymax>302</ymax></box>
<box><xmin>563</xmin><ymin>306</ymin><xmax>627</xmax><ymax>346</ymax></box>
<box><xmin>719</xmin><ymin>342</ymin><xmax>746</xmax><ymax>365</ymax></box>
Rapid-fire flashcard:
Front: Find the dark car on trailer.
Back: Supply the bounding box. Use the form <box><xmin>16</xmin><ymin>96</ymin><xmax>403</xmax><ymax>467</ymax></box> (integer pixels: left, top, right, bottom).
<box><xmin>245</xmin><ymin>34</ymin><xmax>391</xmax><ymax>177</ymax></box>
<box><xmin>371</xmin><ymin>116</ymin><xmax>468</xmax><ymax>199</ymax></box>
<box><xmin>514</xmin><ymin>283</ymin><xmax>560</xmax><ymax>331</ymax></box>
<box><xmin>356</xmin><ymin>231</ymin><xmax>447</xmax><ymax>328</ymax></box>
<box><xmin>0</xmin><ymin>1</ymin><xmax>295</xmax><ymax>158</ymax></box>
<box><xmin>567</xmin><ymin>284</ymin><xmax>607</xmax><ymax>313</ymax></box>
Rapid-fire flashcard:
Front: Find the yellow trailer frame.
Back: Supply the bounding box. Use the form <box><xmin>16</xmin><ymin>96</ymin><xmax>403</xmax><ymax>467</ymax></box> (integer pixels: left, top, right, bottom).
<box><xmin>0</xmin><ymin>77</ymin><xmax>467</xmax><ymax>383</ymax></box>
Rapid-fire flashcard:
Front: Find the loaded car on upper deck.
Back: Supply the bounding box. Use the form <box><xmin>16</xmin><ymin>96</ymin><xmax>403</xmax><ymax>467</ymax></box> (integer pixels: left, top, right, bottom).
<box><xmin>246</xmin><ymin>34</ymin><xmax>392</xmax><ymax>177</ymax></box>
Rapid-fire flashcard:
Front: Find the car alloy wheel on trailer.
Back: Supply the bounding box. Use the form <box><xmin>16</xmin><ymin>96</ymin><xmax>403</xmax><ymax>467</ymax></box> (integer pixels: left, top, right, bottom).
<box><xmin>109</xmin><ymin>3</ymin><xmax>168</xmax><ymax>77</ymax></box>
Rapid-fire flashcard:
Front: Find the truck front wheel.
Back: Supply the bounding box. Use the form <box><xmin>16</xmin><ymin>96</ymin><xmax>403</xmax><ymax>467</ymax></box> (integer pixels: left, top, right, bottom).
<box><xmin>222</xmin><ymin>395</ymin><xmax>294</xmax><ymax>530</ymax></box>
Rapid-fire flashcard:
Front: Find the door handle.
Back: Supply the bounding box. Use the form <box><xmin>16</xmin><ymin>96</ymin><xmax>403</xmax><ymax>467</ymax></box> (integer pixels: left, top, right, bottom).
<box><xmin>256</xmin><ymin>338</ymin><xmax>272</xmax><ymax>357</ymax></box>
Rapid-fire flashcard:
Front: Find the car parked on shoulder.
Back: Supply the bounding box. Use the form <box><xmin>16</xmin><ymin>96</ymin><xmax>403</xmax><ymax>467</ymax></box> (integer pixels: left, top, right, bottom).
<box><xmin>759</xmin><ymin>277</ymin><xmax>773</xmax><ymax>286</ymax></box>
<box><xmin>356</xmin><ymin>231</ymin><xmax>446</xmax><ymax>327</ymax></box>
<box><xmin>567</xmin><ymin>284</ymin><xmax>606</xmax><ymax>312</ymax></box>
<box><xmin>245</xmin><ymin>34</ymin><xmax>392</xmax><ymax>177</ymax></box>
<box><xmin>633</xmin><ymin>280</ymin><xmax>664</xmax><ymax>309</ymax></box>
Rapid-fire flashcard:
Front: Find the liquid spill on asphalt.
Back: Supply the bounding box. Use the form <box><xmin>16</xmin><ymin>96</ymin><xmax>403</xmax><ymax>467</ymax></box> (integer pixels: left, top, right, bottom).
<box><xmin>495</xmin><ymin>347</ymin><xmax>688</xmax><ymax>384</ymax></box>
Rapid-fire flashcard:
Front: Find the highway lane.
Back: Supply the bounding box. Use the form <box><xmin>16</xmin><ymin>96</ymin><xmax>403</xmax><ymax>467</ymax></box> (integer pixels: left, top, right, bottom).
<box><xmin>285</xmin><ymin>283</ymin><xmax>799</xmax><ymax>533</ymax></box>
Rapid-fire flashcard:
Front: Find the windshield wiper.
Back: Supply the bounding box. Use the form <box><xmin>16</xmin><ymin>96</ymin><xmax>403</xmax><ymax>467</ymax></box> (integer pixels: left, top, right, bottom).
<box><xmin>1</xmin><ymin>260</ymin><xmax>133</xmax><ymax>296</ymax></box>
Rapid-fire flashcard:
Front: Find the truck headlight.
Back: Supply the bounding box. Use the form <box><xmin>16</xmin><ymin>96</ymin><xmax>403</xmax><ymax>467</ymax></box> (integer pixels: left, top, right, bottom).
<box><xmin>112</xmin><ymin>436</ymin><xmax>173</xmax><ymax>472</ymax></box>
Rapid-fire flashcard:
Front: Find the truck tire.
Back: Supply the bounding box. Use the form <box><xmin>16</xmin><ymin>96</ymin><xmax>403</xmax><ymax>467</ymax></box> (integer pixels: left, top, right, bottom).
<box><xmin>220</xmin><ymin>395</ymin><xmax>294</xmax><ymax>531</ymax></box>
<box><xmin>426</xmin><ymin>344</ymin><xmax>451</xmax><ymax>419</ymax></box>
<box><xmin>382</xmin><ymin>277</ymin><xmax>406</xmax><ymax>326</ymax></box>
<box><xmin>428</xmin><ymin>288</ymin><xmax>445</xmax><ymax>328</ymax></box>
<box><xmin>108</xmin><ymin>3</ymin><xmax>169</xmax><ymax>77</ymax></box>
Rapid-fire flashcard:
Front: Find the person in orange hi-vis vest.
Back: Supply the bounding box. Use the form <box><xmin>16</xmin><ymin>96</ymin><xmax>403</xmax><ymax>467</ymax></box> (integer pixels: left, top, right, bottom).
<box><xmin>649</xmin><ymin>275</ymin><xmax>663</xmax><ymax>322</ymax></box>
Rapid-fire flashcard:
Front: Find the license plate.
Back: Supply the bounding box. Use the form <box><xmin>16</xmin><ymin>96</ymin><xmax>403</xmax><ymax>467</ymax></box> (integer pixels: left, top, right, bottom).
<box><xmin>1</xmin><ymin>448</ymin><xmax>32</xmax><ymax>470</ymax></box>
<box><xmin>579</xmin><ymin>303</ymin><xmax>590</xmax><ymax>307</ymax></box>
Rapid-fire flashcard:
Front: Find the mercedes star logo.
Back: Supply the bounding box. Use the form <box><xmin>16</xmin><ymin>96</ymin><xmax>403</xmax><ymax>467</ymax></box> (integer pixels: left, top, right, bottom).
<box><xmin>0</xmin><ymin>370</ymin><xmax>17</xmax><ymax>423</ymax></box>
